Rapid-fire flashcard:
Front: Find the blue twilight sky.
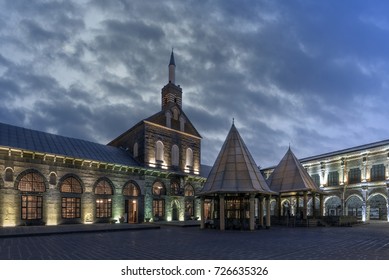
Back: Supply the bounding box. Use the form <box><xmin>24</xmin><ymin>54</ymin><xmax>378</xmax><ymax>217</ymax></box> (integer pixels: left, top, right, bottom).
<box><xmin>1</xmin><ymin>0</ymin><xmax>389</xmax><ymax>168</ymax></box>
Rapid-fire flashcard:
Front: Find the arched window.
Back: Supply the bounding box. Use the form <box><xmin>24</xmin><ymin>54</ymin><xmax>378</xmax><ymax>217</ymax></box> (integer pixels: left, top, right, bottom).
<box><xmin>152</xmin><ymin>182</ymin><xmax>166</xmax><ymax>220</ymax></box>
<box><xmin>18</xmin><ymin>171</ymin><xmax>46</xmax><ymax>221</ymax></box>
<box><xmin>133</xmin><ymin>142</ymin><xmax>139</xmax><ymax>158</ymax></box>
<box><xmin>95</xmin><ymin>179</ymin><xmax>114</xmax><ymax>219</ymax></box>
<box><xmin>60</xmin><ymin>176</ymin><xmax>82</xmax><ymax>194</ymax></box>
<box><xmin>123</xmin><ymin>182</ymin><xmax>140</xmax><ymax>196</ymax></box>
<box><xmin>184</xmin><ymin>185</ymin><xmax>195</xmax><ymax>197</ymax></box>
<box><xmin>171</xmin><ymin>181</ymin><xmax>180</xmax><ymax>196</ymax></box>
<box><xmin>186</xmin><ymin>148</ymin><xmax>193</xmax><ymax>167</ymax></box>
<box><xmin>5</xmin><ymin>168</ymin><xmax>13</xmax><ymax>182</ymax></box>
<box><xmin>18</xmin><ymin>171</ymin><xmax>46</xmax><ymax>192</ymax></box>
<box><xmin>60</xmin><ymin>176</ymin><xmax>82</xmax><ymax>219</ymax></box>
<box><xmin>156</xmin><ymin>141</ymin><xmax>164</xmax><ymax>163</ymax></box>
<box><xmin>165</xmin><ymin>111</ymin><xmax>172</xmax><ymax>128</ymax></box>
<box><xmin>95</xmin><ymin>179</ymin><xmax>113</xmax><ymax>195</ymax></box>
<box><xmin>172</xmin><ymin>144</ymin><xmax>179</xmax><ymax>167</ymax></box>
<box><xmin>172</xmin><ymin>107</ymin><xmax>179</xmax><ymax>120</ymax></box>
<box><xmin>184</xmin><ymin>184</ymin><xmax>195</xmax><ymax>220</ymax></box>
<box><xmin>179</xmin><ymin>116</ymin><xmax>186</xmax><ymax>131</ymax></box>
<box><xmin>49</xmin><ymin>172</ymin><xmax>57</xmax><ymax>185</ymax></box>
<box><xmin>152</xmin><ymin>181</ymin><xmax>166</xmax><ymax>196</ymax></box>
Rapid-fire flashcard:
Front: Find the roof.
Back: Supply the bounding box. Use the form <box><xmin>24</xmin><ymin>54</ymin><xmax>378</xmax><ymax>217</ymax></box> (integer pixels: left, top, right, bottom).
<box><xmin>0</xmin><ymin>122</ymin><xmax>139</xmax><ymax>166</ymax></box>
<box><xmin>199</xmin><ymin>124</ymin><xmax>276</xmax><ymax>195</ymax></box>
<box><xmin>299</xmin><ymin>139</ymin><xmax>389</xmax><ymax>163</ymax></box>
<box><xmin>267</xmin><ymin>147</ymin><xmax>322</xmax><ymax>193</ymax></box>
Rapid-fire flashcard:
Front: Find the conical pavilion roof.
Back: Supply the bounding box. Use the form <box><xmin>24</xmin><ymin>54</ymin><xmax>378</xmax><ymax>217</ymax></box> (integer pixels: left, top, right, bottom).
<box><xmin>199</xmin><ymin>124</ymin><xmax>275</xmax><ymax>195</ymax></box>
<box><xmin>268</xmin><ymin>147</ymin><xmax>322</xmax><ymax>193</ymax></box>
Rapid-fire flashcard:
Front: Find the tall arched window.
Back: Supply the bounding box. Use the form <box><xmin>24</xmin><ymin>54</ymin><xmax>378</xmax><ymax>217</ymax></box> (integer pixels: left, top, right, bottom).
<box><xmin>179</xmin><ymin>116</ymin><xmax>186</xmax><ymax>131</ymax></box>
<box><xmin>165</xmin><ymin>111</ymin><xmax>172</xmax><ymax>128</ymax></box>
<box><xmin>184</xmin><ymin>184</ymin><xmax>195</xmax><ymax>220</ymax></box>
<box><xmin>18</xmin><ymin>171</ymin><xmax>46</xmax><ymax>221</ymax></box>
<box><xmin>172</xmin><ymin>144</ymin><xmax>179</xmax><ymax>167</ymax></box>
<box><xmin>5</xmin><ymin>168</ymin><xmax>13</xmax><ymax>182</ymax></box>
<box><xmin>133</xmin><ymin>142</ymin><xmax>139</xmax><ymax>158</ymax></box>
<box><xmin>186</xmin><ymin>148</ymin><xmax>193</xmax><ymax>167</ymax></box>
<box><xmin>156</xmin><ymin>141</ymin><xmax>164</xmax><ymax>163</ymax></box>
<box><xmin>152</xmin><ymin>181</ymin><xmax>166</xmax><ymax>220</ymax></box>
<box><xmin>60</xmin><ymin>176</ymin><xmax>82</xmax><ymax>219</ymax></box>
<box><xmin>95</xmin><ymin>179</ymin><xmax>114</xmax><ymax>219</ymax></box>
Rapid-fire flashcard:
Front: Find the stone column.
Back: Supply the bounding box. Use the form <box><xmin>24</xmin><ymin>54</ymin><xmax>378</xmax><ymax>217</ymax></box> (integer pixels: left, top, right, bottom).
<box><xmin>362</xmin><ymin>187</ymin><xmax>367</xmax><ymax>222</ymax></box>
<box><xmin>303</xmin><ymin>192</ymin><xmax>308</xmax><ymax>219</ymax></box>
<box><xmin>319</xmin><ymin>193</ymin><xmax>324</xmax><ymax>217</ymax></box>
<box><xmin>259</xmin><ymin>196</ymin><xmax>264</xmax><ymax>228</ymax></box>
<box><xmin>220</xmin><ymin>194</ymin><xmax>225</xmax><ymax>231</ymax></box>
<box><xmin>386</xmin><ymin>187</ymin><xmax>389</xmax><ymax>222</ymax></box>
<box><xmin>200</xmin><ymin>197</ymin><xmax>205</xmax><ymax>229</ymax></box>
<box><xmin>266</xmin><ymin>195</ymin><xmax>271</xmax><ymax>229</ymax></box>
<box><xmin>249</xmin><ymin>194</ymin><xmax>255</xmax><ymax>231</ymax></box>
<box><xmin>312</xmin><ymin>193</ymin><xmax>316</xmax><ymax>218</ymax></box>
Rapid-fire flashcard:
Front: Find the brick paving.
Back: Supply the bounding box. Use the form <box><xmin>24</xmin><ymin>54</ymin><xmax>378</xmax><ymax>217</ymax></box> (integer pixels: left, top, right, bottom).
<box><xmin>1</xmin><ymin>221</ymin><xmax>389</xmax><ymax>260</ymax></box>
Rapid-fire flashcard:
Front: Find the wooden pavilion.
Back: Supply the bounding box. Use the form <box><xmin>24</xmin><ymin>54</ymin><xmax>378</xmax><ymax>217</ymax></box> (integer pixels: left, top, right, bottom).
<box><xmin>267</xmin><ymin>147</ymin><xmax>324</xmax><ymax>221</ymax></box>
<box><xmin>198</xmin><ymin>123</ymin><xmax>277</xmax><ymax>230</ymax></box>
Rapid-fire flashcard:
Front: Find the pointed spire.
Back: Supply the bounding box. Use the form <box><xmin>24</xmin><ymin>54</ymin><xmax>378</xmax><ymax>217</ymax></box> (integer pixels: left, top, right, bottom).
<box><xmin>168</xmin><ymin>49</ymin><xmax>176</xmax><ymax>84</ymax></box>
<box><xmin>169</xmin><ymin>48</ymin><xmax>175</xmax><ymax>66</ymax></box>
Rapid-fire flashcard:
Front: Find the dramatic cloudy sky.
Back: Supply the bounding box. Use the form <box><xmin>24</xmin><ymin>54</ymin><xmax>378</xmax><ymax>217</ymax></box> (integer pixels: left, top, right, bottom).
<box><xmin>1</xmin><ymin>0</ymin><xmax>389</xmax><ymax>168</ymax></box>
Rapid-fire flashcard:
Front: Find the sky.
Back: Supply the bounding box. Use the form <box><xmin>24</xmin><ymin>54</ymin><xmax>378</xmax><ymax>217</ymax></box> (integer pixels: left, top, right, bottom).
<box><xmin>1</xmin><ymin>0</ymin><xmax>389</xmax><ymax>168</ymax></box>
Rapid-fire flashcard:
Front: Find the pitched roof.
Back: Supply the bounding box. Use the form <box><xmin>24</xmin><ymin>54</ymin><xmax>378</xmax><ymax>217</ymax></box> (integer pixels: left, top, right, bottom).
<box><xmin>0</xmin><ymin>122</ymin><xmax>139</xmax><ymax>166</ymax></box>
<box><xmin>268</xmin><ymin>147</ymin><xmax>322</xmax><ymax>193</ymax></box>
<box><xmin>199</xmin><ymin>124</ymin><xmax>275</xmax><ymax>195</ymax></box>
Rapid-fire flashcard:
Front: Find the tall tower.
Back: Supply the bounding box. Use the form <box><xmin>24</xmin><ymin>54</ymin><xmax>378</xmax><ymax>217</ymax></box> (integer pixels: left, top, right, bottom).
<box><xmin>161</xmin><ymin>50</ymin><xmax>182</xmax><ymax>110</ymax></box>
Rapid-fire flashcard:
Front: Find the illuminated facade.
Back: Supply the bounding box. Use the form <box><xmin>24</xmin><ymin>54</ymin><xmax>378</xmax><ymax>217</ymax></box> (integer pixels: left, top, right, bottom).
<box><xmin>262</xmin><ymin>140</ymin><xmax>389</xmax><ymax>222</ymax></box>
<box><xmin>0</xmin><ymin>51</ymin><xmax>205</xmax><ymax>227</ymax></box>
<box><xmin>1</xmin><ymin>50</ymin><xmax>389</xmax><ymax>229</ymax></box>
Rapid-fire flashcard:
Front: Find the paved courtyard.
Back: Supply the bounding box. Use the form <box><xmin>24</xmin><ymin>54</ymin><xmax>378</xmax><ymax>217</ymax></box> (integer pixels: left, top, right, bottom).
<box><xmin>1</xmin><ymin>221</ymin><xmax>389</xmax><ymax>260</ymax></box>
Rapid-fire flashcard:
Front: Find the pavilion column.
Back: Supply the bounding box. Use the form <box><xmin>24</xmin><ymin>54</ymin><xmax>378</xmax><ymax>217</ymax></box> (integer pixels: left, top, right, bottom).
<box><xmin>277</xmin><ymin>196</ymin><xmax>282</xmax><ymax>217</ymax></box>
<box><xmin>219</xmin><ymin>194</ymin><xmax>225</xmax><ymax>231</ymax></box>
<box><xmin>312</xmin><ymin>193</ymin><xmax>316</xmax><ymax>218</ymax></box>
<box><xmin>266</xmin><ymin>195</ymin><xmax>271</xmax><ymax>229</ymax></box>
<box><xmin>249</xmin><ymin>194</ymin><xmax>255</xmax><ymax>231</ymax></box>
<box><xmin>259</xmin><ymin>196</ymin><xmax>264</xmax><ymax>228</ymax></box>
<box><xmin>319</xmin><ymin>193</ymin><xmax>324</xmax><ymax>217</ymax></box>
<box><xmin>296</xmin><ymin>195</ymin><xmax>300</xmax><ymax>217</ymax></box>
<box><xmin>200</xmin><ymin>197</ymin><xmax>205</xmax><ymax>229</ymax></box>
<box><xmin>303</xmin><ymin>191</ymin><xmax>308</xmax><ymax>219</ymax></box>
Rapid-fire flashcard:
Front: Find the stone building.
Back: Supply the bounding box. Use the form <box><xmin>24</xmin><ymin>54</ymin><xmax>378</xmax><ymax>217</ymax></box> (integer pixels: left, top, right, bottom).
<box><xmin>0</xmin><ymin>51</ymin><xmax>206</xmax><ymax>227</ymax></box>
<box><xmin>262</xmin><ymin>140</ymin><xmax>389</xmax><ymax>222</ymax></box>
<box><xmin>1</xmin><ymin>50</ymin><xmax>389</xmax><ymax>229</ymax></box>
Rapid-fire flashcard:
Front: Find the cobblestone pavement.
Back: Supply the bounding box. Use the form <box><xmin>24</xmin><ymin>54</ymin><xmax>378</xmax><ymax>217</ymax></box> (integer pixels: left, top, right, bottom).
<box><xmin>1</xmin><ymin>222</ymin><xmax>389</xmax><ymax>260</ymax></box>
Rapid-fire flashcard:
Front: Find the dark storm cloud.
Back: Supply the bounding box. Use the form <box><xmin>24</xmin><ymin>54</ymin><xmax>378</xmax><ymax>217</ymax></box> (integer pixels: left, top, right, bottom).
<box><xmin>1</xmin><ymin>0</ymin><xmax>389</xmax><ymax>168</ymax></box>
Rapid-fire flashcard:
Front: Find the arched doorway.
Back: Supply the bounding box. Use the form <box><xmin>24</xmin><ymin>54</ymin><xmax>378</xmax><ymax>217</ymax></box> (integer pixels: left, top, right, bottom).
<box><xmin>172</xmin><ymin>199</ymin><xmax>179</xmax><ymax>221</ymax></box>
<box><xmin>346</xmin><ymin>195</ymin><xmax>363</xmax><ymax>219</ymax></box>
<box><xmin>368</xmin><ymin>194</ymin><xmax>387</xmax><ymax>220</ymax></box>
<box><xmin>123</xmin><ymin>181</ymin><xmax>140</xmax><ymax>223</ymax></box>
<box><xmin>325</xmin><ymin>196</ymin><xmax>341</xmax><ymax>216</ymax></box>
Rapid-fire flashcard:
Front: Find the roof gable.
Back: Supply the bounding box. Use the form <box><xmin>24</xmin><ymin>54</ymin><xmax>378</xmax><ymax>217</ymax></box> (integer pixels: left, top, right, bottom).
<box><xmin>145</xmin><ymin>104</ymin><xmax>202</xmax><ymax>138</ymax></box>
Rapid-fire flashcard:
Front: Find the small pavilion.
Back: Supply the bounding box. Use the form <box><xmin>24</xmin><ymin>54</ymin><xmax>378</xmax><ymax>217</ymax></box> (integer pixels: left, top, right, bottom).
<box><xmin>267</xmin><ymin>147</ymin><xmax>324</xmax><ymax>220</ymax></box>
<box><xmin>198</xmin><ymin>123</ymin><xmax>277</xmax><ymax>230</ymax></box>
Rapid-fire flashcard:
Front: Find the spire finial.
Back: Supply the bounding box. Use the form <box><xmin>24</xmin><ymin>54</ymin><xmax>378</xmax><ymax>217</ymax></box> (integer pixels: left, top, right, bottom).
<box><xmin>233</xmin><ymin>118</ymin><xmax>235</xmax><ymax>125</ymax></box>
